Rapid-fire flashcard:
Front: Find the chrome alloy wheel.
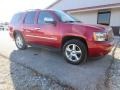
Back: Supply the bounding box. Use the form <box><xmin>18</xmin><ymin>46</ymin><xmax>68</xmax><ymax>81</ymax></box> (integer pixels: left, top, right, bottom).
<box><xmin>15</xmin><ymin>36</ymin><xmax>24</xmax><ymax>48</ymax></box>
<box><xmin>65</xmin><ymin>44</ymin><xmax>82</xmax><ymax>62</ymax></box>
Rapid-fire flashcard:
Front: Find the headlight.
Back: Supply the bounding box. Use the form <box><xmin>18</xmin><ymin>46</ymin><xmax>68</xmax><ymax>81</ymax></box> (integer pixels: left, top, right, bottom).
<box><xmin>93</xmin><ymin>32</ymin><xmax>107</xmax><ymax>41</ymax></box>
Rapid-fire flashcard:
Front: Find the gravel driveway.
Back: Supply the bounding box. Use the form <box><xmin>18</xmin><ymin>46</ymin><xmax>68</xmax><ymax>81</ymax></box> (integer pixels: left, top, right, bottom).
<box><xmin>0</xmin><ymin>55</ymin><xmax>73</xmax><ymax>90</ymax></box>
<box><xmin>108</xmin><ymin>38</ymin><xmax>120</xmax><ymax>90</ymax></box>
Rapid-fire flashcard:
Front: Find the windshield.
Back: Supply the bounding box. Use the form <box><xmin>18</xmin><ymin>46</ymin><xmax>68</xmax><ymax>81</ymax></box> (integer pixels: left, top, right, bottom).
<box><xmin>55</xmin><ymin>10</ymin><xmax>80</xmax><ymax>22</ymax></box>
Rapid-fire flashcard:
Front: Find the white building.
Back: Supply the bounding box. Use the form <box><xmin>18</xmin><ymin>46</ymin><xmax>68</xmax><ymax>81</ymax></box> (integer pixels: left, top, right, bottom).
<box><xmin>47</xmin><ymin>0</ymin><xmax>120</xmax><ymax>35</ymax></box>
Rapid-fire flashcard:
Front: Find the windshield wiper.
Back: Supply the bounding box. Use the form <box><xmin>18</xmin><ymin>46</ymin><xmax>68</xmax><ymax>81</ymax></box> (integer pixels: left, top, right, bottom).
<box><xmin>64</xmin><ymin>21</ymin><xmax>75</xmax><ymax>23</ymax></box>
<box><xmin>64</xmin><ymin>21</ymin><xmax>81</xmax><ymax>23</ymax></box>
<box><xmin>75</xmin><ymin>21</ymin><xmax>82</xmax><ymax>23</ymax></box>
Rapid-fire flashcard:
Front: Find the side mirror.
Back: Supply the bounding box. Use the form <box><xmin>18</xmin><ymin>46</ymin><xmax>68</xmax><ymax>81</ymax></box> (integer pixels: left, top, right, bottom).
<box><xmin>44</xmin><ymin>17</ymin><xmax>56</xmax><ymax>25</ymax></box>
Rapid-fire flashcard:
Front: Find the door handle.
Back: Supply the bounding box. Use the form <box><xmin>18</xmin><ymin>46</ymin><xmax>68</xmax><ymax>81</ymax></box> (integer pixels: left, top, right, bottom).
<box><xmin>23</xmin><ymin>28</ymin><xmax>32</xmax><ymax>32</ymax></box>
<box><xmin>34</xmin><ymin>28</ymin><xmax>41</xmax><ymax>30</ymax></box>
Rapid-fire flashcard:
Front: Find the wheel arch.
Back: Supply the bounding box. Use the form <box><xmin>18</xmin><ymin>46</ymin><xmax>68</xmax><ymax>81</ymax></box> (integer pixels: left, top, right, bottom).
<box><xmin>13</xmin><ymin>30</ymin><xmax>22</xmax><ymax>39</ymax></box>
<box><xmin>61</xmin><ymin>36</ymin><xmax>88</xmax><ymax>51</ymax></box>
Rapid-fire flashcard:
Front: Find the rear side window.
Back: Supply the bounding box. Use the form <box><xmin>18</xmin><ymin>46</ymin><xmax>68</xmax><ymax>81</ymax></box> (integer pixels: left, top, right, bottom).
<box><xmin>11</xmin><ymin>13</ymin><xmax>22</xmax><ymax>25</ymax></box>
<box><xmin>24</xmin><ymin>11</ymin><xmax>36</xmax><ymax>24</ymax></box>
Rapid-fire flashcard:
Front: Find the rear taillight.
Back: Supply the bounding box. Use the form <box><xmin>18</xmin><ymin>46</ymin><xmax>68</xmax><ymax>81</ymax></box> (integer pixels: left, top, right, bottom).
<box><xmin>9</xmin><ymin>26</ymin><xmax>13</xmax><ymax>32</ymax></box>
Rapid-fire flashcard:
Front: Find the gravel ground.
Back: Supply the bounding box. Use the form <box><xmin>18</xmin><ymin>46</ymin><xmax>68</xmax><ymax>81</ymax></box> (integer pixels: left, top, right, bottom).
<box><xmin>108</xmin><ymin>37</ymin><xmax>120</xmax><ymax>90</ymax></box>
<box><xmin>0</xmin><ymin>56</ymin><xmax>73</xmax><ymax>90</ymax></box>
<box><xmin>0</xmin><ymin>56</ymin><xmax>14</xmax><ymax>90</ymax></box>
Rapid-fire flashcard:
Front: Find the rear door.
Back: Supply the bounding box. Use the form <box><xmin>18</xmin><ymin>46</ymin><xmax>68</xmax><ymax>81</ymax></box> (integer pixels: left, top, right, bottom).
<box><xmin>23</xmin><ymin>11</ymin><xmax>38</xmax><ymax>44</ymax></box>
<box><xmin>23</xmin><ymin>11</ymin><xmax>36</xmax><ymax>43</ymax></box>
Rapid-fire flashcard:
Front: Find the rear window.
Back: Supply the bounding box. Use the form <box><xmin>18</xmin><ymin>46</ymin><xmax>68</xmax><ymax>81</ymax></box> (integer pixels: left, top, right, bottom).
<box><xmin>11</xmin><ymin>13</ymin><xmax>23</xmax><ymax>25</ymax></box>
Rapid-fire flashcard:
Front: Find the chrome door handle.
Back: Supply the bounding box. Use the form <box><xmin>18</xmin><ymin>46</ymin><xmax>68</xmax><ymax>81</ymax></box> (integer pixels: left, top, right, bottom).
<box><xmin>23</xmin><ymin>28</ymin><xmax>31</xmax><ymax>32</ymax></box>
<box><xmin>34</xmin><ymin>28</ymin><xmax>41</xmax><ymax>30</ymax></box>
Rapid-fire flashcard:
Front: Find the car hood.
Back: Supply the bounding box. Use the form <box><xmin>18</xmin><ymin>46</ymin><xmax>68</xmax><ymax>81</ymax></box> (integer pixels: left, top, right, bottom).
<box><xmin>69</xmin><ymin>22</ymin><xmax>111</xmax><ymax>31</ymax></box>
<box><xmin>64</xmin><ymin>22</ymin><xmax>111</xmax><ymax>31</ymax></box>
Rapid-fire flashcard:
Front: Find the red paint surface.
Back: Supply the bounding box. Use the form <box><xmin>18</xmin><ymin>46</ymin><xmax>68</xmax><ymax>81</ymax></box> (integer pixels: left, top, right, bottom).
<box><xmin>9</xmin><ymin>10</ymin><xmax>114</xmax><ymax>57</ymax></box>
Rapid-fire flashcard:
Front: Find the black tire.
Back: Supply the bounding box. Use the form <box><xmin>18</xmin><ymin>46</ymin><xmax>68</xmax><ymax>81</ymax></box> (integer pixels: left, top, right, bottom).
<box><xmin>15</xmin><ymin>33</ymin><xmax>27</xmax><ymax>50</ymax></box>
<box><xmin>63</xmin><ymin>39</ymin><xmax>87</xmax><ymax>65</ymax></box>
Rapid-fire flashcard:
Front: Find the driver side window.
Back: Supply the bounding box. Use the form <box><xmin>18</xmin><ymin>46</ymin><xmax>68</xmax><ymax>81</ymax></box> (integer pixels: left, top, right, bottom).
<box><xmin>38</xmin><ymin>11</ymin><xmax>54</xmax><ymax>24</ymax></box>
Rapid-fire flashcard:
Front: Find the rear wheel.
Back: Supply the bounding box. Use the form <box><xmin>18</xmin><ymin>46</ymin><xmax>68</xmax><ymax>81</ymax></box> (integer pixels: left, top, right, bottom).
<box><xmin>63</xmin><ymin>39</ymin><xmax>87</xmax><ymax>65</ymax></box>
<box><xmin>15</xmin><ymin>33</ymin><xmax>27</xmax><ymax>50</ymax></box>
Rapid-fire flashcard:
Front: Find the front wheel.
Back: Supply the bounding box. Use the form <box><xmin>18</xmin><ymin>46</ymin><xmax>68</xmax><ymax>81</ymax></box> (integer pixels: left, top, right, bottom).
<box><xmin>15</xmin><ymin>33</ymin><xmax>27</xmax><ymax>50</ymax></box>
<box><xmin>63</xmin><ymin>39</ymin><xmax>87</xmax><ymax>65</ymax></box>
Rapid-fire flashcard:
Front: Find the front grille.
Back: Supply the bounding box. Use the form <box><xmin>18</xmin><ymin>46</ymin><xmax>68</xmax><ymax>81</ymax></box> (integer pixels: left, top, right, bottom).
<box><xmin>108</xmin><ymin>29</ymin><xmax>114</xmax><ymax>41</ymax></box>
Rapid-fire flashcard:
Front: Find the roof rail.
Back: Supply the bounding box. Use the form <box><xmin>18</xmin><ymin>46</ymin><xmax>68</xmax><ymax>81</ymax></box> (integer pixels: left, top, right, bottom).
<box><xmin>25</xmin><ymin>9</ymin><xmax>41</xmax><ymax>12</ymax></box>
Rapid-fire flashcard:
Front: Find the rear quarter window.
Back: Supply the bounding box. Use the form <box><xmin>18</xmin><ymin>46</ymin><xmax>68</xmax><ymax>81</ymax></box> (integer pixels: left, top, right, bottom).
<box><xmin>10</xmin><ymin>13</ymin><xmax>23</xmax><ymax>25</ymax></box>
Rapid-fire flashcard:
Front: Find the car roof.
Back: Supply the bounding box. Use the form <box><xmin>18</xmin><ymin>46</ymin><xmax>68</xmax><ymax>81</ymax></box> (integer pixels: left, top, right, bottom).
<box><xmin>24</xmin><ymin>9</ymin><xmax>63</xmax><ymax>12</ymax></box>
<box><xmin>13</xmin><ymin>9</ymin><xmax>63</xmax><ymax>16</ymax></box>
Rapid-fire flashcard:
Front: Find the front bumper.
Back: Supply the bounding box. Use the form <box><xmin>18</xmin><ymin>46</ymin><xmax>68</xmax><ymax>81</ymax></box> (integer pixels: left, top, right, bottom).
<box><xmin>88</xmin><ymin>39</ymin><xmax>114</xmax><ymax>57</ymax></box>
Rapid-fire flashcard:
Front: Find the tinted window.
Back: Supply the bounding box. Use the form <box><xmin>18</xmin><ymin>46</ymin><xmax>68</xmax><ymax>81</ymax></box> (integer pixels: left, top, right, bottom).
<box><xmin>24</xmin><ymin>11</ymin><xmax>36</xmax><ymax>24</ymax></box>
<box><xmin>97</xmin><ymin>11</ymin><xmax>111</xmax><ymax>25</ymax></box>
<box><xmin>38</xmin><ymin>11</ymin><xmax>54</xmax><ymax>24</ymax></box>
<box><xmin>11</xmin><ymin>13</ymin><xmax>22</xmax><ymax>24</ymax></box>
<box><xmin>55</xmin><ymin>10</ymin><xmax>77</xmax><ymax>22</ymax></box>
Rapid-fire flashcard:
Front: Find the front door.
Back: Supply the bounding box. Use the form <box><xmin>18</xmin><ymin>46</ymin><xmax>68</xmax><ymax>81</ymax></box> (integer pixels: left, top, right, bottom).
<box><xmin>34</xmin><ymin>11</ymin><xmax>60</xmax><ymax>47</ymax></box>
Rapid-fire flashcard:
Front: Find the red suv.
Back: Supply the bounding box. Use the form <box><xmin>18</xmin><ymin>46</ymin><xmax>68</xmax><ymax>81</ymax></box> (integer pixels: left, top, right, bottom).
<box><xmin>9</xmin><ymin>9</ymin><xmax>114</xmax><ymax>65</ymax></box>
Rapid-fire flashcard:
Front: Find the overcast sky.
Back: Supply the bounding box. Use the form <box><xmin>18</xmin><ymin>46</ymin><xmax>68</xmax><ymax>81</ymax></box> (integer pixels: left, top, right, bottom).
<box><xmin>0</xmin><ymin>0</ymin><xmax>56</xmax><ymax>22</ymax></box>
